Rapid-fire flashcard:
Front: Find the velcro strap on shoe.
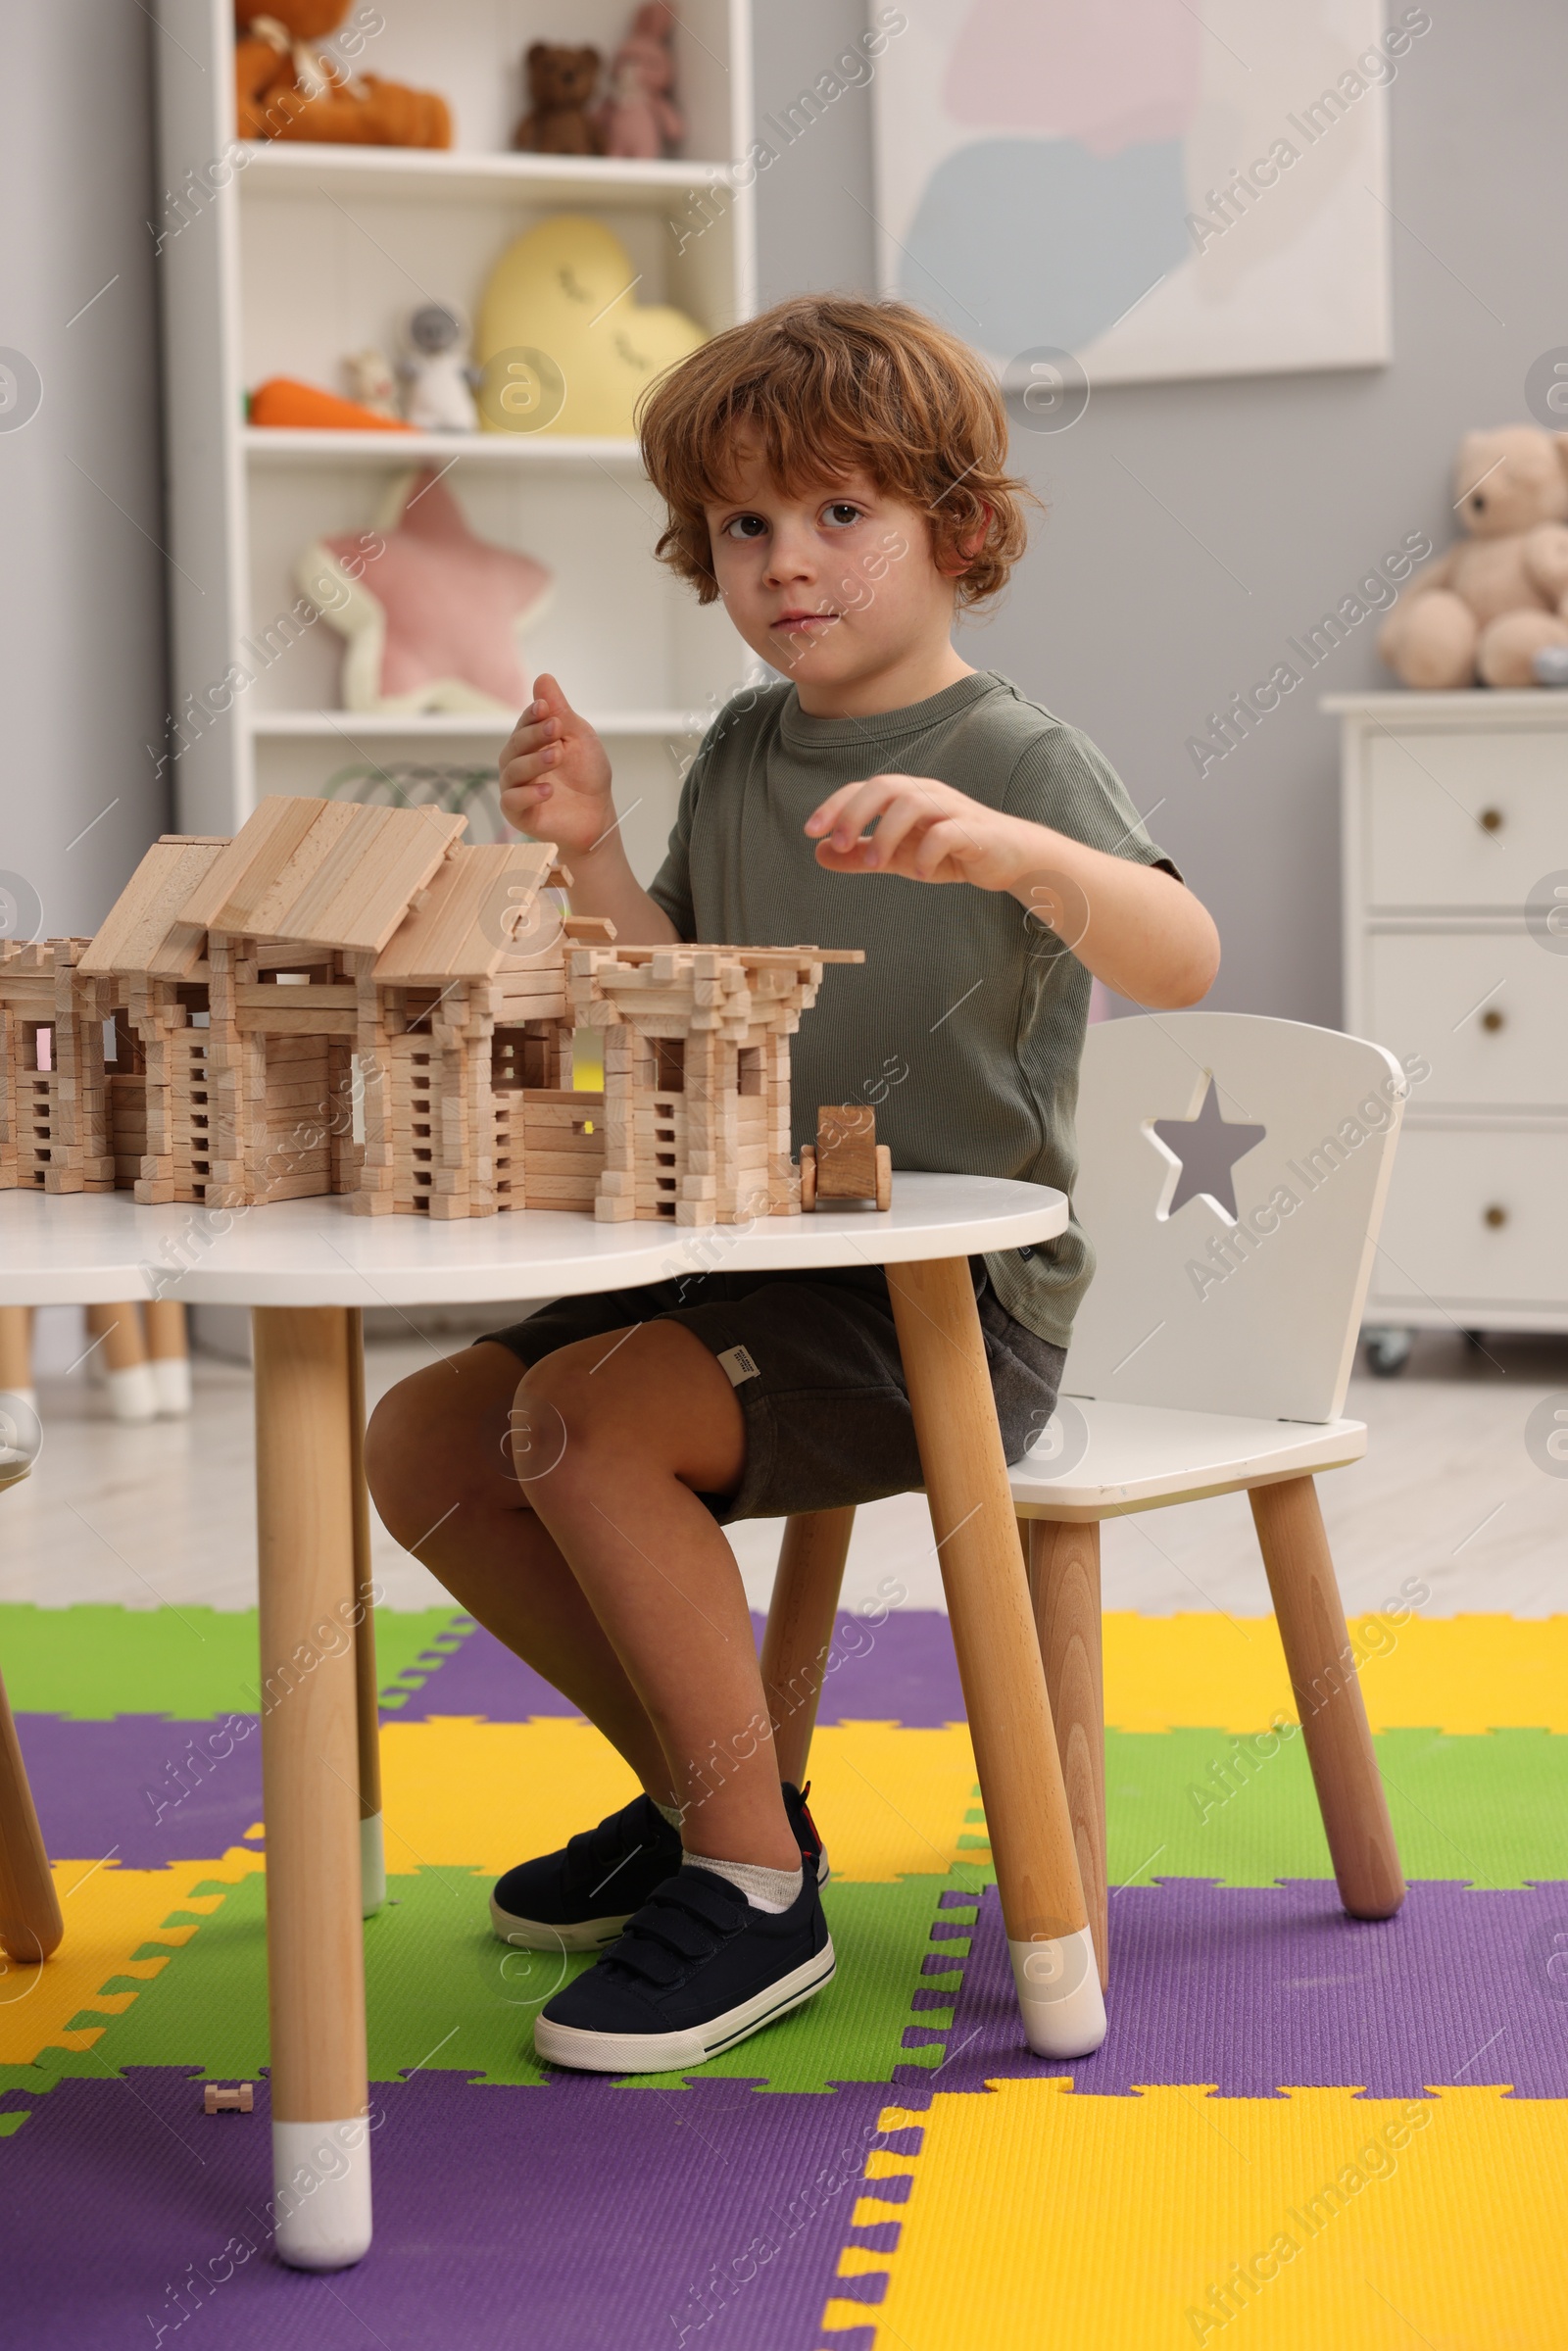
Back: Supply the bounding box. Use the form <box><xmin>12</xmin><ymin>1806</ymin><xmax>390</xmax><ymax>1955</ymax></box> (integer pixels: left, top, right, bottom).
<box><xmin>662</xmin><ymin>1869</ymin><xmax>748</xmax><ymax>1929</ymax></box>
<box><xmin>604</xmin><ymin>1869</ymin><xmax>747</xmax><ymax>1985</ymax></box>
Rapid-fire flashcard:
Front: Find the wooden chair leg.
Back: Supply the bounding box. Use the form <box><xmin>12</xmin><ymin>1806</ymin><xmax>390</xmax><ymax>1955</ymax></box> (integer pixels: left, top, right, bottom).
<box><xmin>1023</xmin><ymin>1516</ymin><xmax>1108</xmax><ymax>1991</ymax></box>
<box><xmin>0</xmin><ymin>1659</ymin><xmax>63</xmax><ymax>1966</ymax></box>
<box><xmin>759</xmin><ymin>1507</ymin><xmax>856</xmax><ymax>1789</ymax></box>
<box><xmin>886</xmin><ymin>1256</ymin><xmax>1104</xmax><ymax>2057</ymax></box>
<box><xmin>346</xmin><ymin>1310</ymin><xmax>384</xmax><ymax>1915</ymax></box>
<box><xmin>253</xmin><ymin>1306</ymin><xmax>372</xmax><ymax>2268</ymax></box>
<box><xmin>1250</xmin><ymin>1475</ymin><xmax>1404</xmax><ymax>1921</ymax></box>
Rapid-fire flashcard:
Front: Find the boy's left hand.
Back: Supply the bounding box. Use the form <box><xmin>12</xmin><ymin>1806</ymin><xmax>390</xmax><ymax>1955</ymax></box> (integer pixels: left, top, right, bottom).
<box><xmin>805</xmin><ymin>773</ymin><xmax>1026</xmax><ymax>891</ymax></box>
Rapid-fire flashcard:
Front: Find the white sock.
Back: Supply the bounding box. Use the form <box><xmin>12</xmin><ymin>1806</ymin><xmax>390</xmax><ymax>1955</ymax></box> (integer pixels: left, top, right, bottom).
<box><xmin>686</xmin><ymin>1853</ymin><xmax>804</xmax><ymax>1914</ymax></box>
<box><xmin>654</xmin><ymin>1799</ymin><xmax>684</xmax><ymax>1831</ymax></box>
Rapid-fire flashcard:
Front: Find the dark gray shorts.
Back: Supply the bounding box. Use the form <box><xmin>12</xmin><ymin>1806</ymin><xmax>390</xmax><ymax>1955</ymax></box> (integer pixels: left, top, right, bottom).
<box><xmin>479</xmin><ymin>1258</ymin><xmax>1065</xmax><ymax>1526</ymax></box>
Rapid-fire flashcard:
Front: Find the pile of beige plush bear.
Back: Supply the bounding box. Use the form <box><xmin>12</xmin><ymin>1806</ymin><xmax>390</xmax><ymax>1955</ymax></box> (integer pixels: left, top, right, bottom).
<box><xmin>1380</xmin><ymin>424</ymin><xmax>1568</xmax><ymax>688</ymax></box>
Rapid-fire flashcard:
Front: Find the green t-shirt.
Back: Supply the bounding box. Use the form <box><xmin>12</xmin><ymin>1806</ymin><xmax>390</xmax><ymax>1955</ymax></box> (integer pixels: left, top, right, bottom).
<box><xmin>647</xmin><ymin>667</ymin><xmax>1178</xmax><ymax>1351</ymax></box>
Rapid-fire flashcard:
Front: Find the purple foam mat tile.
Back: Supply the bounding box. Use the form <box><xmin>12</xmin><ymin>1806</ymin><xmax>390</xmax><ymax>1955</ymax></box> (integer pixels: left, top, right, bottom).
<box><xmin>15</xmin><ymin>1714</ymin><xmax>265</xmax><ymax>1868</ymax></box>
<box><xmin>934</xmin><ymin>1880</ymin><xmax>1568</xmax><ymax>2098</ymax></box>
<box><xmin>389</xmin><ymin>1609</ymin><xmax>966</xmax><ymax>1730</ymax></box>
<box><xmin>846</xmin><ymin>2221</ymin><xmax>903</xmax><ymax>2255</ymax></box>
<box><xmin>831</xmin><ymin>2274</ymin><xmax>889</xmax><ymax>2305</ymax></box>
<box><xmin>795</xmin><ymin>1611</ymin><xmax>965</xmax><ymax>1731</ymax></box>
<box><xmin>0</xmin><ymin>2069</ymin><xmax>919</xmax><ymax>2350</ymax></box>
<box><xmin>382</xmin><ymin>1623</ymin><xmax>582</xmax><ymax>1723</ymax></box>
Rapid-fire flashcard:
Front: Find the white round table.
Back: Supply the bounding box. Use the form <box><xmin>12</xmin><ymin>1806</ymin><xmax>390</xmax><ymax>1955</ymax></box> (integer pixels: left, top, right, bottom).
<box><xmin>0</xmin><ymin>1177</ymin><xmax>1099</xmax><ymax>2269</ymax></box>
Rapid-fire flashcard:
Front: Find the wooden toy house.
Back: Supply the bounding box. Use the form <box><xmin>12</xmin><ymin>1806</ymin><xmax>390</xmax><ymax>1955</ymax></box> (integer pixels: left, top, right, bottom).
<box><xmin>5</xmin><ymin>797</ymin><xmax>858</xmax><ymax>1228</ymax></box>
<box><xmin>0</xmin><ymin>938</ymin><xmax>108</xmax><ymax>1194</ymax></box>
<box><xmin>72</xmin><ymin>797</ymin><xmax>585</xmax><ymax>1217</ymax></box>
<box><xmin>73</xmin><ymin>805</ymin><xmax>466</xmax><ymax>1208</ymax></box>
<box><xmin>569</xmin><ymin>944</ymin><xmax>857</xmax><ymax>1225</ymax></box>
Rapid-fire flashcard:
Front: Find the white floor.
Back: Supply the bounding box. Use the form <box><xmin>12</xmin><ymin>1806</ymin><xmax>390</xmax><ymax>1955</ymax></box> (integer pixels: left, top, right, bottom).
<box><xmin>3</xmin><ymin>1322</ymin><xmax>1564</xmax><ymax>1621</ymax></box>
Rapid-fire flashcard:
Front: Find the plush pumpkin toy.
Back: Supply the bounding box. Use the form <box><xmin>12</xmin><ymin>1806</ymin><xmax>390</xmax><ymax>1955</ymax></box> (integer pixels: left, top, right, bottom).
<box><xmin>235</xmin><ymin>2</ymin><xmax>451</xmax><ymax>147</ymax></box>
<box><xmin>1379</xmin><ymin>425</ymin><xmax>1568</xmax><ymax>688</ymax></box>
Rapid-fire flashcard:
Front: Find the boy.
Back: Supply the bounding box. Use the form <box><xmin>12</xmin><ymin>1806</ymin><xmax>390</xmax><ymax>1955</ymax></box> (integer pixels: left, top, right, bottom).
<box><xmin>367</xmin><ymin>296</ymin><xmax>1218</xmax><ymax>2075</ymax></box>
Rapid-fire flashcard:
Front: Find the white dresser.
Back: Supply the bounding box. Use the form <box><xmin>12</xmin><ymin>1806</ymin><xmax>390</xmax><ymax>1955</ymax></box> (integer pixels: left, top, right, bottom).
<box><xmin>1326</xmin><ymin>691</ymin><xmax>1568</xmax><ymax>1372</ymax></box>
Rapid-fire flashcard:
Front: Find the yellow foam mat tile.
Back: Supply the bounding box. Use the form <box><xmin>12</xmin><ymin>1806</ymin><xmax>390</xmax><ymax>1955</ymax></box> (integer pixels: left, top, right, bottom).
<box><xmin>0</xmin><ymin>1850</ymin><xmax>263</xmax><ymax>2069</ymax></box>
<box><xmin>1104</xmin><ymin>1611</ymin><xmax>1568</xmax><ymax>1734</ymax></box>
<box><xmin>820</xmin><ymin>2083</ymin><xmax>1568</xmax><ymax>2349</ymax></box>
<box><xmin>379</xmin><ymin>1718</ymin><xmax>982</xmax><ymax>1882</ymax></box>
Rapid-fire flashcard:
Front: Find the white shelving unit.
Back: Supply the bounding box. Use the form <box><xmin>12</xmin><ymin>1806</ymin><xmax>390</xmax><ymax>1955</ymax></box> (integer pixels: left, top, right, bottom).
<box><xmin>152</xmin><ymin>0</ymin><xmax>757</xmax><ymax>883</ymax></box>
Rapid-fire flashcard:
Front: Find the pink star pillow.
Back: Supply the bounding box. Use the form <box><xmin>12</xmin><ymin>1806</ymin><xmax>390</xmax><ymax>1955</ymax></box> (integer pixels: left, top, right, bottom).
<box><xmin>299</xmin><ymin>468</ymin><xmax>553</xmax><ymax>713</ymax></box>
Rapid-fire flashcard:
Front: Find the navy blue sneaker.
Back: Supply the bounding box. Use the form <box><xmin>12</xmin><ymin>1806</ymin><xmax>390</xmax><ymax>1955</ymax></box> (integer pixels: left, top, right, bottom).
<box><xmin>491</xmin><ymin>1782</ymin><xmax>829</xmax><ymax>1952</ymax></box>
<box><xmin>533</xmin><ymin>1862</ymin><xmax>834</xmax><ymax>2073</ymax></box>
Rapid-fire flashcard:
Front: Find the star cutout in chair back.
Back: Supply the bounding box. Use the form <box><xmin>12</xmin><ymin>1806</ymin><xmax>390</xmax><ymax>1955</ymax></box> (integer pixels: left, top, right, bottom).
<box><xmin>1150</xmin><ymin>1075</ymin><xmax>1266</xmax><ymax>1220</ymax></box>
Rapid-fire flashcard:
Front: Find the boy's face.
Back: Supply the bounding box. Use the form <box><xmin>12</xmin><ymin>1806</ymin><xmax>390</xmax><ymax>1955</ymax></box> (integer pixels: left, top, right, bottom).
<box><xmin>702</xmin><ymin>447</ymin><xmax>959</xmax><ymax>705</ymax></box>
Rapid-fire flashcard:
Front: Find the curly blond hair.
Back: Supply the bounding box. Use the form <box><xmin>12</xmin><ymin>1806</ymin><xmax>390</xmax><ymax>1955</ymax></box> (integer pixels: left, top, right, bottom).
<box><xmin>636</xmin><ymin>295</ymin><xmax>1035</xmax><ymax>608</ymax></box>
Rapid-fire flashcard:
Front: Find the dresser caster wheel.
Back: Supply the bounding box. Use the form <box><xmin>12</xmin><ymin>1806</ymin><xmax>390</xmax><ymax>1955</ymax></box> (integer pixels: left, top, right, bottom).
<box><xmin>1364</xmin><ymin>1327</ymin><xmax>1412</xmax><ymax>1378</ymax></box>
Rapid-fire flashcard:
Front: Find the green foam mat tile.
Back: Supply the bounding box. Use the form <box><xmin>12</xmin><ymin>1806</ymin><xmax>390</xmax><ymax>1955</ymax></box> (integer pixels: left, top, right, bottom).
<box><xmin>0</xmin><ymin>1602</ymin><xmax>469</xmax><ymax>1720</ymax></box>
<box><xmin>1104</xmin><ymin>1727</ymin><xmax>1568</xmax><ymax>1890</ymax></box>
<box><xmin>27</xmin><ymin>1867</ymin><xmax>971</xmax><ymax>2099</ymax></box>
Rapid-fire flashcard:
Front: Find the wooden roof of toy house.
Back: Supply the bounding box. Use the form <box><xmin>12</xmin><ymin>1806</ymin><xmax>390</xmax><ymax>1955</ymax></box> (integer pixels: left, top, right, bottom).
<box><xmin>372</xmin><ymin>841</ymin><xmax>567</xmax><ymax>984</ymax></box>
<box><xmin>176</xmin><ymin>799</ymin><xmax>466</xmax><ymax>954</ymax></box>
<box><xmin>76</xmin><ymin>837</ymin><xmax>228</xmax><ymax>979</ymax></box>
<box><xmin>78</xmin><ymin>801</ymin><xmax>581</xmax><ymax>988</ymax></box>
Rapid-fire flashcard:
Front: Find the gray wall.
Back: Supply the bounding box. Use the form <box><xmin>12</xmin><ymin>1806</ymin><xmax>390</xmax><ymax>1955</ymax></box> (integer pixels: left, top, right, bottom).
<box><xmin>752</xmin><ymin>2</ymin><xmax>1568</xmax><ymax>1022</ymax></box>
<box><xmin>0</xmin><ymin>5</ymin><xmax>169</xmax><ymax>943</ymax></box>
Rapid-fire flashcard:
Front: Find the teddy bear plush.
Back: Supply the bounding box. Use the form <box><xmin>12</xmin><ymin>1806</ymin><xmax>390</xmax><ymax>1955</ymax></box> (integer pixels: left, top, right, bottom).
<box><xmin>235</xmin><ymin>2</ymin><xmax>451</xmax><ymax>147</ymax></box>
<box><xmin>1379</xmin><ymin>425</ymin><xmax>1568</xmax><ymax>688</ymax></box>
<box><xmin>598</xmin><ymin>2</ymin><xmax>684</xmax><ymax>161</ymax></box>
<box><xmin>514</xmin><ymin>44</ymin><xmax>602</xmax><ymax>155</ymax></box>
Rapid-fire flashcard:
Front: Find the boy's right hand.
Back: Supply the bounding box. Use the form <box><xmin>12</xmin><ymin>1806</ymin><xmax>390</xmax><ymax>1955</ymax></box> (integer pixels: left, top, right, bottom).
<box><xmin>499</xmin><ymin>673</ymin><xmax>615</xmax><ymax>857</ymax></box>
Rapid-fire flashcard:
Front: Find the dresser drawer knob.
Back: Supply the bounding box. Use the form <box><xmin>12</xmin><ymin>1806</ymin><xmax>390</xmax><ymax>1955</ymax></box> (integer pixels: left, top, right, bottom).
<box><xmin>1479</xmin><ymin>807</ymin><xmax>1504</xmax><ymax>832</ymax></box>
<box><xmin>1481</xmin><ymin>1007</ymin><xmax>1505</xmax><ymax>1032</ymax></box>
<box><xmin>1483</xmin><ymin>1203</ymin><xmax>1508</xmax><ymax>1229</ymax></box>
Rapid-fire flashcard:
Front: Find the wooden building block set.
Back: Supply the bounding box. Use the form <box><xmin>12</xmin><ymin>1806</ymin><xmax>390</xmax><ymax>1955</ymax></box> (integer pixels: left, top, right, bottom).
<box><xmin>0</xmin><ymin>799</ymin><xmax>864</xmax><ymax>1228</ymax></box>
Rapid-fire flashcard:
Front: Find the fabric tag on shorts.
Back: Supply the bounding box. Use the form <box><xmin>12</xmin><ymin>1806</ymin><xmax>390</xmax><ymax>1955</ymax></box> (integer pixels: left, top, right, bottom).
<box><xmin>716</xmin><ymin>1344</ymin><xmax>760</xmax><ymax>1387</ymax></box>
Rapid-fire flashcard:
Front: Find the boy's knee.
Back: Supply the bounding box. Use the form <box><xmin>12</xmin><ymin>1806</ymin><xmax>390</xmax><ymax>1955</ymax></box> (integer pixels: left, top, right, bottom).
<box><xmin>365</xmin><ymin>1373</ymin><xmax>435</xmax><ymax>1531</ymax></box>
<box><xmin>366</xmin><ymin>1352</ymin><xmax>517</xmax><ymax>1537</ymax></box>
<box><xmin>514</xmin><ymin>1324</ymin><xmax>688</xmax><ymax>1445</ymax></box>
<box><xmin>510</xmin><ymin>1322</ymin><xmax>740</xmax><ymax>1494</ymax></box>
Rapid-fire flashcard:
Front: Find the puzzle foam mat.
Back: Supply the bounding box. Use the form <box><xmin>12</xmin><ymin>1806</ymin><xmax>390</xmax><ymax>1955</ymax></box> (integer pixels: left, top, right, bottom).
<box><xmin>1</xmin><ymin>1601</ymin><xmax>1564</xmax><ymax>2346</ymax></box>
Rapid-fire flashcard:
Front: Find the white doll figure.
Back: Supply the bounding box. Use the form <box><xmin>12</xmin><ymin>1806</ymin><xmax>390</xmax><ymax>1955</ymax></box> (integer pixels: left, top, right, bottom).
<box><xmin>399</xmin><ymin>304</ymin><xmax>479</xmax><ymax>432</ymax></box>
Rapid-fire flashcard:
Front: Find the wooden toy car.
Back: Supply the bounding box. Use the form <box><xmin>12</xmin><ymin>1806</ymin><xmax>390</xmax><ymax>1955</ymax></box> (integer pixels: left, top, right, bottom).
<box><xmin>799</xmin><ymin>1104</ymin><xmax>891</xmax><ymax>1211</ymax></box>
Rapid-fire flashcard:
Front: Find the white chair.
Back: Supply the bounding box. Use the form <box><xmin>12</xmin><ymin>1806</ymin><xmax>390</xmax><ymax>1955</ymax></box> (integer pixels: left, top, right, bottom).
<box><xmin>760</xmin><ymin>1012</ymin><xmax>1408</xmax><ymax>1996</ymax></box>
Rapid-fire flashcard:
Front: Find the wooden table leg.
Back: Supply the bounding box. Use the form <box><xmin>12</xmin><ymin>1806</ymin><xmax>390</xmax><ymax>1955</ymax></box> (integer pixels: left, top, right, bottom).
<box><xmin>0</xmin><ymin>1659</ymin><xmax>63</xmax><ymax>1966</ymax></box>
<box><xmin>886</xmin><ymin>1258</ymin><xmax>1104</xmax><ymax>2056</ymax></box>
<box><xmin>253</xmin><ymin>1306</ymin><xmax>372</xmax><ymax>2269</ymax></box>
<box><xmin>346</xmin><ymin>1312</ymin><xmax>385</xmax><ymax>1915</ymax></box>
<box><xmin>759</xmin><ymin>1507</ymin><xmax>856</xmax><ymax>1789</ymax></box>
<box><xmin>1023</xmin><ymin>1516</ymin><xmax>1108</xmax><ymax>1991</ymax></box>
<box><xmin>1250</xmin><ymin>1476</ymin><xmax>1404</xmax><ymax>1921</ymax></box>
<box><xmin>0</xmin><ymin>1307</ymin><xmax>33</xmax><ymax>1405</ymax></box>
